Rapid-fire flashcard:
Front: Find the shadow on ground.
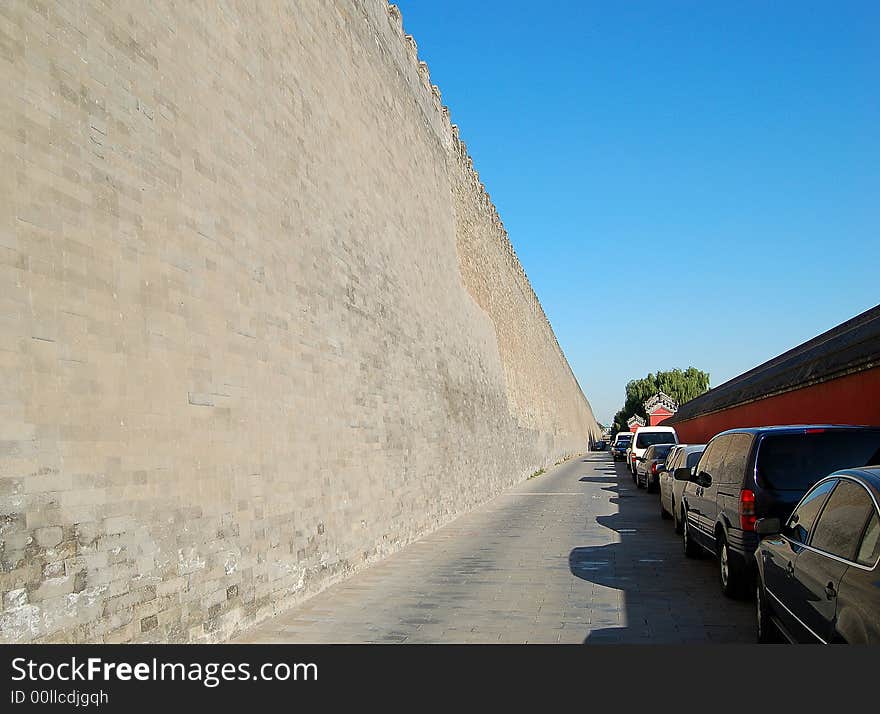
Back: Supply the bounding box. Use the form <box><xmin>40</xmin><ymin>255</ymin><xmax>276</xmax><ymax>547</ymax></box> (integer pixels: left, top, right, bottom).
<box><xmin>570</xmin><ymin>460</ymin><xmax>754</xmax><ymax>644</ymax></box>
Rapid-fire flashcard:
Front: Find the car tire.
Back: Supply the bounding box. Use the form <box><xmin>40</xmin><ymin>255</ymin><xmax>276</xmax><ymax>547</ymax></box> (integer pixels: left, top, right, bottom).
<box><xmin>756</xmin><ymin>581</ymin><xmax>780</xmax><ymax>643</ymax></box>
<box><xmin>718</xmin><ymin>536</ymin><xmax>748</xmax><ymax>599</ymax></box>
<box><xmin>636</xmin><ymin>472</ymin><xmax>644</xmax><ymax>489</ymax></box>
<box><xmin>682</xmin><ymin>511</ymin><xmax>700</xmax><ymax>558</ymax></box>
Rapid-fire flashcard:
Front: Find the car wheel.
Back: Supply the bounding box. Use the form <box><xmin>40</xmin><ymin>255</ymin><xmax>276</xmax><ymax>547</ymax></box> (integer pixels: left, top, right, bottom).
<box><xmin>683</xmin><ymin>511</ymin><xmax>700</xmax><ymax>558</ymax></box>
<box><xmin>718</xmin><ymin>537</ymin><xmax>747</xmax><ymax>599</ymax></box>
<box><xmin>636</xmin><ymin>472</ymin><xmax>644</xmax><ymax>489</ymax></box>
<box><xmin>756</xmin><ymin>581</ymin><xmax>780</xmax><ymax>643</ymax></box>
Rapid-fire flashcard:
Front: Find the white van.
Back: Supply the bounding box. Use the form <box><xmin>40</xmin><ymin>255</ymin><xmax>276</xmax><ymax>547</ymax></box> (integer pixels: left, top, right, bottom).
<box><xmin>627</xmin><ymin>425</ymin><xmax>678</xmax><ymax>477</ymax></box>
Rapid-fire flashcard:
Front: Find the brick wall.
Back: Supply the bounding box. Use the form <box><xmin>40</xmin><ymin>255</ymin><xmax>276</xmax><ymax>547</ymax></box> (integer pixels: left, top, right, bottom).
<box><xmin>0</xmin><ymin>0</ymin><xmax>600</xmax><ymax>643</ymax></box>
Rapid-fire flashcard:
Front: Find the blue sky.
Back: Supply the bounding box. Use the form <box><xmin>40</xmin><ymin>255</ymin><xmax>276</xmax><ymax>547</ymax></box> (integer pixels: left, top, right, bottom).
<box><xmin>394</xmin><ymin>1</ymin><xmax>880</xmax><ymax>425</ymax></box>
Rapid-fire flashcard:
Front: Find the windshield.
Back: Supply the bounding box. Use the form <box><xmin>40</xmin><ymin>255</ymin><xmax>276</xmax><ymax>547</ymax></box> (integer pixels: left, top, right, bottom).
<box><xmin>757</xmin><ymin>430</ymin><xmax>880</xmax><ymax>491</ymax></box>
<box><xmin>636</xmin><ymin>431</ymin><xmax>676</xmax><ymax>449</ymax></box>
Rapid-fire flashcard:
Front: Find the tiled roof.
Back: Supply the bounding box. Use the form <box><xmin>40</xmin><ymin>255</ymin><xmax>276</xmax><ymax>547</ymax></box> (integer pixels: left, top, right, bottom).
<box><xmin>666</xmin><ymin>303</ymin><xmax>880</xmax><ymax>424</ymax></box>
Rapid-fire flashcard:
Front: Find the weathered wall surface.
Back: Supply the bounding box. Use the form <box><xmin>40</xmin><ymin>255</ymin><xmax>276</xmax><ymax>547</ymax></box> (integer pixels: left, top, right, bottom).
<box><xmin>0</xmin><ymin>0</ymin><xmax>600</xmax><ymax>643</ymax></box>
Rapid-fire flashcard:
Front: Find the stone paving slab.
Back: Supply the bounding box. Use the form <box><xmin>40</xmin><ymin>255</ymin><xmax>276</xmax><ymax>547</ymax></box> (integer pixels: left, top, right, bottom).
<box><xmin>236</xmin><ymin>453</ymin><xmax>754</xmax><ymax>643</ymax></box>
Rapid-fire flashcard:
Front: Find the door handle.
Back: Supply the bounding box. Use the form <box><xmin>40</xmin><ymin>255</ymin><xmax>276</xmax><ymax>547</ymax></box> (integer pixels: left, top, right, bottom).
<box><xmin>786</xmin><ymin>561</ymin><xmax>795</xmax><ymax>577</ymax></box>
<box><xmin>825</xmin><ymin>582</ymin><xmax>837</xmax><ymax>600</ymax></box>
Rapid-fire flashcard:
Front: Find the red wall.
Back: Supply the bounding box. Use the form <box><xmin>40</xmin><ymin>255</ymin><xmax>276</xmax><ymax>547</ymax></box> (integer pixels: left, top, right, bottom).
<box><xmin>649</xmin><ymin>407</ymin><xmax>673</xmax><ymax>426</ymax></box>
<box><xmin>664</xmin><ymin>367</ymin><xmax>880</xmax><ymax>444</ymax></box>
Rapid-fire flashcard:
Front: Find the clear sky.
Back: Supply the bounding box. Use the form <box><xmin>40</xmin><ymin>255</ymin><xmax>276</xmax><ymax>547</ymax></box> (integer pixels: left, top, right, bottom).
<box><xmin>394</xmin><ymin>1</ymin><xmax>880</xmax><ymax>425</ymax></box>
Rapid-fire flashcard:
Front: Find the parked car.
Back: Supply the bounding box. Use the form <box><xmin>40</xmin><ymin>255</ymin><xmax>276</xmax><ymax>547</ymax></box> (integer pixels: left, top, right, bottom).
<box><xmin>679</xmin><ymin>425</ymin><xmax>880</xmax><ymax>599</ymax></box>
<box><xmin>755</xmin><ymin>468</ymin><xmax>880</xmax><ymax>643</ymax></box>
<box><xmin>659</xmin><ymin>444</ymin><xmax>705</xmax><ymax>531</ymax></box>
<box><xmin>610</xmin><ymin>433</ymin><xmax>633</xmax><ymax>462</ymax></box>
<box><xmin>628</xmin><ymin>426</ymin><xmax>678</xmax><ymax>478</ymax></box>
<box><xmin>593</xmin><ymin>439</ymin><xmax>607</xmax><ymax>451</ymax></box>
<box><xmin>635</xmin><ymin>443</ymin><xmax>676</xmax><ymax>492</ymax></box>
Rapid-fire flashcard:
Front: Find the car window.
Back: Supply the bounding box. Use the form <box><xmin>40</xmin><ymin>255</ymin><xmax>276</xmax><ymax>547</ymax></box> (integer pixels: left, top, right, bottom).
<box><xmin>697</xmin><ymin>437</ymin><xmax>728</xmax><ymax>477</ymax></box>
<box><xmin>810</xmin><ymin>481</ymin><xmax>876</xmax><ymax>561</ymax></box>
<box><xmin>653</xmin><ymin>444</ymin><xmax>674</xmax><ymax>460</ymax></box>
<box><xmin>757</xmin><ymin>431</ymin><xmax>880</xmax><ymax>491</ymax></box>
<box><xmin>675</xmin><ymin>453</ymin><xmax>684</xmax><ymax>469</ymax></box>
<box><xmin>635</xmin><ymin>431</ymin><xmax>676</xmax><ymax>449</ymax></box>
<box><xmin>716</xmin><ymin>433</ymin><xmax>752</xmax><ymax>485</ymax></box>
<box><xmin>783</xmin><ymin>479</ymin><xmax>836</xmax><ymax>544</ymax></box>
<box><xmin>643</xmin><ymin>446</ymin><xmax>655</xmax><ymax>460</ymax></box>
<box><xmin>857</xmin><ymin>512</ymin><xmax>880</xmax><ymax>567</ymax></box>
<box><xmin>685</xmin><ymin>449</ymin><xmax>704</xmax><ymax>469</ymax></box>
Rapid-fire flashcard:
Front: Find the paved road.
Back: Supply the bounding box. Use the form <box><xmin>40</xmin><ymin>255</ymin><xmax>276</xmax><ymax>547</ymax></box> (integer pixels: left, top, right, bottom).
<box><xmin>238</xmin><ymin>453</ymin><xmax>754</xmax><ymax>643</ymax></box>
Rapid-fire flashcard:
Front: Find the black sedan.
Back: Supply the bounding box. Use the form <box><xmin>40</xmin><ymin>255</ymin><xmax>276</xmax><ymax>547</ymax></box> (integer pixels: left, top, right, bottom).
<box><xmin>610</xmin><ymin>435</ymin><xmax>632</xmax><ymax>461</ymax></box>
<box><xmin>754</xmin><ymin>467</ymin><xmax>880</xmax><ymax>643</ymax></box>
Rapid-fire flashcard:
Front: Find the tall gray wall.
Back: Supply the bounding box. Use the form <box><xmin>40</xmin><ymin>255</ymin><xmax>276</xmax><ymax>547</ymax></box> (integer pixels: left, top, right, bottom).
<box><xmin>0</xmin><ymin>0</ymin><xmax>600</xmax><ymax>643</ymax></box>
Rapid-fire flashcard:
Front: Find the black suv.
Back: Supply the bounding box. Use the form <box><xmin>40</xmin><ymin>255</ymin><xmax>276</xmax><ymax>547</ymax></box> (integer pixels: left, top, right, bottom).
<box><xmin>678</xmin><ymin>425</ymin><xmax>880</xmax><ymax>598</ymax></box>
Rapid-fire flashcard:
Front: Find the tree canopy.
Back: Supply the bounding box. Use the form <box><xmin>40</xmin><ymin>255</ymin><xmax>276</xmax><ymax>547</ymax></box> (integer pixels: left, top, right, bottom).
<box><xmin>612</xmin><ymin>367</ymin><xmax>710</xmax><ymax>433</ymax></box>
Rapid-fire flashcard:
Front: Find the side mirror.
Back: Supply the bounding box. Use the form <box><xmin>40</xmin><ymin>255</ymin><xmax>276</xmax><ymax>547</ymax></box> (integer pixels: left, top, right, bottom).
<box><xmin>673</xmin><ymin>467</ymin><xmax>691</xmax><ymax>481</ymax></box>
<box><xmin>755</xmin><ymin>517</ymin><xmax>781</xmax><ymax>536</ymax></box>
<box><xmin>696</xmin><ymin>471</ymin><xmax>712</xmax><ymax>487</ymax></box>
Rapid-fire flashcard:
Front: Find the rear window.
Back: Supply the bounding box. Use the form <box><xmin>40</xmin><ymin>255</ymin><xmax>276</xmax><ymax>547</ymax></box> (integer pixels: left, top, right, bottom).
<box><xmin>653</xmin><ymin>444</ymin><xmax>674</xmax><ymax>459</ymax></box>
<box><xmin>757</xmin><ymin>431</ymin><xmax>880</xmax><ymax>491</ymax></box>
<box><xmin>857</xmin><ymin>513</ymin><xmax>880</xmax><ymax>567</ymax></box>
<box><xmin>615</xmin><ymin>435</ymin><xmax>632</xmax><ymax>444</ymax></box>
<box><xmin>685</xmin><ymin>450</ymin><xmax>704</xmax><ymax>469</ymax></box>
<box><xmin>636</xmin><ymin>431</ymin><xmax>676</xmax><ymax>449</ymax></box>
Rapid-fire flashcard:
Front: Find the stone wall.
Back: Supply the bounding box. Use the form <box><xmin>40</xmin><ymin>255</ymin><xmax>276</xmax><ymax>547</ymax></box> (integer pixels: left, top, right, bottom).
<box><xmin>0</xmin><ymin>0</ymin><xmax>600</xmax><ymax>643</ymax></box>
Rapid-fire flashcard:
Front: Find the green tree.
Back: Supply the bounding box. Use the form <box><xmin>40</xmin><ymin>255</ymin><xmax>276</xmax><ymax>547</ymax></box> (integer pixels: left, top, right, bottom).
<box><xmin>613</xmin><ymin>367</ymin><xmax>710</xmax><ymax>432</ymax></box>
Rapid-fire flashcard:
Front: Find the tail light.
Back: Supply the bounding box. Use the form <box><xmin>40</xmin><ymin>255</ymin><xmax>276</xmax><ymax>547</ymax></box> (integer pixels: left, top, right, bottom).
<box><xmin>651</xmin><ymin>463</ymin><xmax>660</xmax><ymax>474</ymax></box>
<box><xmin>740</xmin><ymin>489</ymin><xmax>756</xmax><ymax>531</ymax></box>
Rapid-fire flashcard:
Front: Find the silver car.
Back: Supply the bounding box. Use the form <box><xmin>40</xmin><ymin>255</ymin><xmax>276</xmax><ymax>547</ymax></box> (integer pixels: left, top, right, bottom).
<box><xmin>658</xmin><ymin>444</ymin><xmax>705</xmax><ymax>532</ymax></box>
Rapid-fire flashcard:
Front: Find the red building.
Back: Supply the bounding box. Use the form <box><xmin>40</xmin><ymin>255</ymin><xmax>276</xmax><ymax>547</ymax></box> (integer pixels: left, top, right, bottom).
<box><xmin>663</xmin><ymin>304</ymin><xmax>880</xmax><ymax>443</ymax></box>
<box><xmin>627</xmin><ymin>414</ymin><xmax>646</xmax><ymax>433</ymax></box>
<box><xmin>644</xmin><ymin>392</ymin><xmax>679</xmax><ymax>426</ymax></box>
